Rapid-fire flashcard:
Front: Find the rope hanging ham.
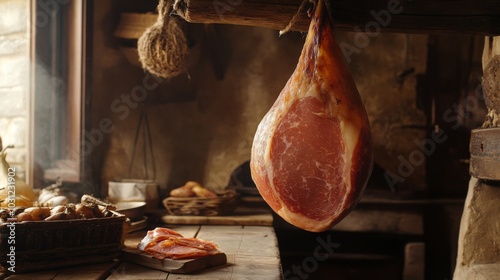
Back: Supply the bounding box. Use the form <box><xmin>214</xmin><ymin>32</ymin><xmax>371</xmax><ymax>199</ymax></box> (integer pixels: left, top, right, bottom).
<box><xmin>250</xmin><ymin>0</ymin><xmax>373</xmax><ymax>232</ymax></box>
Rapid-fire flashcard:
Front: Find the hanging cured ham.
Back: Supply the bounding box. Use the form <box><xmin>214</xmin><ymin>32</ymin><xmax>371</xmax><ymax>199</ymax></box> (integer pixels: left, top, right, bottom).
<box><xmin>250</xmin><ymin>0</ymin><xmax>373</xmax><ymax>232</ymax></box>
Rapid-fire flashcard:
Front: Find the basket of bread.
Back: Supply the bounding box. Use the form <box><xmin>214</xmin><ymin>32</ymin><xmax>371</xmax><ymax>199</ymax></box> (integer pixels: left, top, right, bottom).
<box><xmin>0</xmin><ymin>195</ymin><xmax>127</xmax><ymax>273</ymax></box>
<box><xmin>163</xmin><ymin>181</ymin><xmax>238</xmax><ymax>216</ymax></box>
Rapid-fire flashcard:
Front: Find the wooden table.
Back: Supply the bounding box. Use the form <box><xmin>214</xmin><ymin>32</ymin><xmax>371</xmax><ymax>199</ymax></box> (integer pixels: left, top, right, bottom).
<box><xmin>0</xmin><ymin>224</ymin><xmax>282</xmax><ymax>280</ymax></box>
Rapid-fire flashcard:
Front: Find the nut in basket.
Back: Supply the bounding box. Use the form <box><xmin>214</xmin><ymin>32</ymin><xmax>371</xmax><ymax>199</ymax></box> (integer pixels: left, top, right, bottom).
<box><xmin>0</xmin><ymin>195</ymin><xmax>127</xmax><ymax>273</ymax></box>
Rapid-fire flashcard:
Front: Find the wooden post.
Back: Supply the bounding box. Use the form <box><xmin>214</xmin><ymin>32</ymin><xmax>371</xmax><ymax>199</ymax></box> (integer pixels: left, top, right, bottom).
<box><xmin>454</xmin><ymin>37</ymin><xmax>500</xmax><ymax>279</ymax></box>
<box><xmin>172</xmin><ymin>0</ymin><xmax>500</xmax><ymax>35</ymax></box>
<box><xmin>481</xmin><ymin>37</ymin><xmax>500</xmax><ymax>128</ymax></box>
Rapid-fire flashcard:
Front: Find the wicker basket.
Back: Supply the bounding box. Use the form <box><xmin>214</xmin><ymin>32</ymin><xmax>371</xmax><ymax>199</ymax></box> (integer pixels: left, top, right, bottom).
<box><xmin>0</xmin><ymin>212</ymin><xmax>127</xmax><ymax>273</ymax></box>
<box><xmin>163</xmin><ymin>190</ymin><xmax>238</xmax><ymax>216</ymax></box>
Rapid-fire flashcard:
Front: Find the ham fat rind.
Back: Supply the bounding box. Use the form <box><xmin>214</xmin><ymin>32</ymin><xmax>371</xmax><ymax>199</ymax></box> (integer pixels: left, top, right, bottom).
<box><xmin>250</xmin><ymin>0</ymin><xmax>373</xmax><ymax>232</ymax></box>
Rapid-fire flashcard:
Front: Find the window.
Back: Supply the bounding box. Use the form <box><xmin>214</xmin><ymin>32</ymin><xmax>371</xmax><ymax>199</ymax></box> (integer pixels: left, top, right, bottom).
<box><xmin>33</xmin><ymin>0</ymin><xmax>86</xmax><ymax>186</ymax></box>
<box><xmin>1</xmin><ymin>0</ymin><xmax>89</xmax><ymax>189</ymax></box>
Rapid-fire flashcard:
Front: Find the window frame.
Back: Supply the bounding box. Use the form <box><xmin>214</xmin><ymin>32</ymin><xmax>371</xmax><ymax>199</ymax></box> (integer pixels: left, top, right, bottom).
<box><xmin>30</xmin><ymin>0</ymin><xmax>93</xmax><ymax>189</ymax></box>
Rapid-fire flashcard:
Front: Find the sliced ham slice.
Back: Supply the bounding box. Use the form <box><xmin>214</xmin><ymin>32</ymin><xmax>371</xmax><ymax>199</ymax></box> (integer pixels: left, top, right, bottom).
<box><xmin>138</xmin><ymin>227</ymin><xmax>220</xmax><ymax>259</ymax></box>
<box><xmin>250</xmin><ymin>0</ymin><xmax>373</xmax><ymax>232</ymax></box>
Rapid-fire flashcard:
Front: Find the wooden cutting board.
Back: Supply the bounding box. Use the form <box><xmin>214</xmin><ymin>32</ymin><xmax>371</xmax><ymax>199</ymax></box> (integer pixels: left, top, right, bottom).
<box><xmin>161</xmin><ymin>207</ymin><xmax>273</xmax><ymax>226</ymax></box>
<box><xmin>122</xmin><ymin>248</ymin><xmax>227</xmax><ymax>274</ymax></box>
<box><xmin>122</xmin><ymin>228</ymin><xmax>227</xmax><ymax>274</ymax></box>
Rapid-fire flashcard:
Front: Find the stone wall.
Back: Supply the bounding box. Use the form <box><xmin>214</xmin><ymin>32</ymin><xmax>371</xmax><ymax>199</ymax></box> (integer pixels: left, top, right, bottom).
<box><xmin>0</xmin><ymin>0</ymin><xmax>29</xmax><ymax>180</ymax></box>
<box><xmin>90</xmin><ymin>1</ymin><xmax>428</xmax><ymax>198</ymax></box>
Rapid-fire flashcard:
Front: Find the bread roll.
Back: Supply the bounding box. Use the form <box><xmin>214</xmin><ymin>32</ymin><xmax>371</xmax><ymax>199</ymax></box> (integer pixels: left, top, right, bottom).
<box><xmin>192</xmin><ymin>185</ymin><xmax>217</xmax><ymax>198</ymax></box>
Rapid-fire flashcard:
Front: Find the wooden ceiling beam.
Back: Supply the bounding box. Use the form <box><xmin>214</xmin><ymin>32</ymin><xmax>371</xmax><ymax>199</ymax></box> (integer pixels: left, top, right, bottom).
<box><xmin>172</xmin><ymin>0</ymin><xmax>500</xmax><ymax>35</ymax></box>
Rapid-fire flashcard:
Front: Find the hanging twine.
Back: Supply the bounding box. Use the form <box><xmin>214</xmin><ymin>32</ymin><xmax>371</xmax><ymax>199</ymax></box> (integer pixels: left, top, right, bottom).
<box><xmin>280</xmin><ymin>0</ymin><xmax>313</xmax><ymax>36</ymax></box>
<box><xmin>128</xmin><ymin>104</ymin><xmax>156</xmax><ymax>180</ymax></box>
<box><xmin>137</xmin><ymin>0</ymin><xmax>190</xmax><ymax>78</ymax></box>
